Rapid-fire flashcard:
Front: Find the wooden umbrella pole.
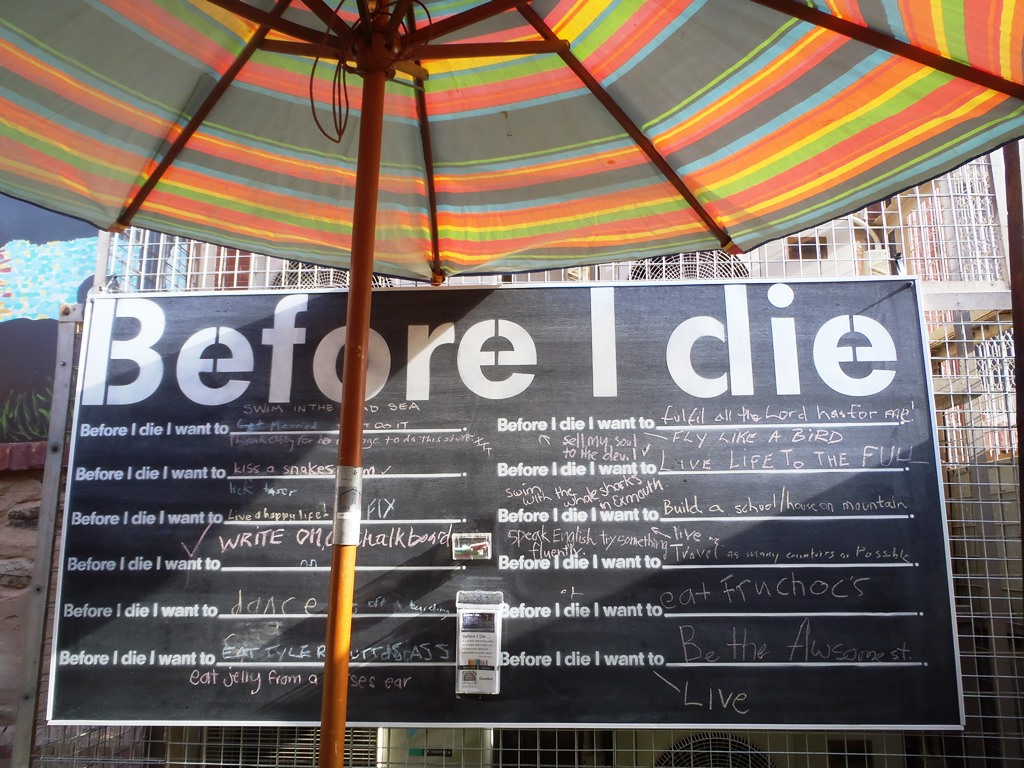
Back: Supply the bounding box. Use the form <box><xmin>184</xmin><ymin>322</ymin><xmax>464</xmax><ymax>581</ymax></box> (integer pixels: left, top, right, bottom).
<box><xmin>319</xmin><ymin>55</ymin><xmax>388</xmax><ymax>768</ymax></box>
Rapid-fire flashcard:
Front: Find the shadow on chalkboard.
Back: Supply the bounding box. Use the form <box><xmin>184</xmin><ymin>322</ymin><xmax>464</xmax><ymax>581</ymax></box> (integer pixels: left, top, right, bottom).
<box><xmin>353</xmin><ymin>547</ymin><xmax>461</xmax><ymax>618</ymax></box>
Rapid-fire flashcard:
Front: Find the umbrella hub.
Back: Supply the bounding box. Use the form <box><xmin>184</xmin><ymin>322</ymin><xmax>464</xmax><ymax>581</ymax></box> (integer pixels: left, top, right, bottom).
<box><xmin>350</xmin><ymin>30</ymin><xmax>400</xmax><ymax>77</ymax></box>
<box><xmin>349</xmin><ymin>4</ymin><xmax>402</xmax><ymax>77</ymax></box>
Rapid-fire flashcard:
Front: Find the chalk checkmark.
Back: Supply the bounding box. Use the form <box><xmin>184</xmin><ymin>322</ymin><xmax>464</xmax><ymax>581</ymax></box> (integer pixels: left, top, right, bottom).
<box><xmin>181</xmin><ymin>522</ymin><xmax>213</xmax><ymax>559</ymax></box>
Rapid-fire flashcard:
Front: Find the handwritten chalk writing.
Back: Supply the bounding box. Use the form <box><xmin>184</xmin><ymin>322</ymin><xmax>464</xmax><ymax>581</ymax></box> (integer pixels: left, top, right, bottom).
<box><xmin>190</xmin><ymin>669</ymin><xmax>219</xmax><ymax>686</ymax></box>
<box><xmin>680</xmin><ymin>682</ymin><xmax>751</xmax><ymax>715</ymax></box>
<box><xmin>663</xmin><ymin>496</ymin><xmax>704</xmax><ymax>515</ymax></box>
<box><xmin>282</xmin><ymin>461</ymin><xmax>334</xmax><ymax>475</ymax></box>
<box><xmin>660</xmin><ymin>583</ymin><xmax>713</xmax><ymax>609</ymax></box>
<box><xmin>732</xmin><ymin>487</ymin><xmax>836</xmax><ymax>515</ymax></box>
<box><xmin>660</xmin><ymin>406</ymin><xmax>706</xmax><ymax>425</ymax></box>
<box><xmin>581</xmin><ymin>476</ymin><xmax>664</xmax><ymax>509</ymax></box>
<box><xmin>230</xmin><ymin>591</ymin><xmax>320</xmax><ymax>615</ymax></box>
<box><xmin>790</xmin><ymin>428</ymin><xmax>844</xmax><ymax>444</ymax></box>
<box><xmin>360</xmin><ymin>524</ymin><xmax>453</xmax><ymax>549</ymax></box>
<box><xmin>366</xmin><ymin>497</ymin><xmax>396</xmax><ymax>518</ymax></box>
<box><xmin>243</xmin><ymin>404</ymin><xmax>284</xmax><ymax>414</ymax></box>
<box><xmin>223</xmin><ymin>669</ymin><xmax>262</xmax><ymax>694</ymax></box>
<box><xmin>720</xmin><ymin>573</ymin><xmax>870</xmax><ymax>603</ymax></box>
<box><xmin>842</xmin><ymin>496</ymin><xmax>909</xmax><ymax>511</ymax></box>
<box><xmin>267</xmin><ymin>670</ymin><xmax>306</xmax><ymax>687</ymax></box>
<box><xmin>227</xmin><ymin>506</ymin><xmax>328</xmax><ymax>522</ymax></box>
<box><xmin>352</xmin><ymin>642</ymin><xmax>450</xmax><ymax>663</ymax></box>
<box><xmin>854</xmin><ymin>546</ymin><xmax>912</xmax><ymax>562</ymax></box>
<box><xmin>861</xmin><ymin>445</ymin><xmax>915</xmax><ymax>466</ymax></box>
<box><xmin>295</xmin><ymin>526</ymin><xmax>334</xmax><ymax>550</ymax></box>
<box><xmin>218</xmin><ymin>528</ymin><xmax>286</xmax><ymax>552</ymax></box>
<box><xmin>718</xmin><ymin>430</ymin><xmax>757</xmax><ymax>444</ymax></box>
<box><xmin>669</xmin><ymin>544</ymin><xmax>720</xmax><ymax>562</ymax></box>
<box><xmin>816</xmin><ymin>404</ymin><xmax>879</xmax><ymax>421</ymax></box>
<box><xmin>504</xmin><ymin>484</ymin><xmax>552</xmax><ymax>504</ymax></box>
<box><xmin>784</xmin><ymin>548</ymin><xmax>836</xmax><ymax>561</ymax></box>
<box><xmin>884</xmin><ymin>406</ymin><xmax>914</xmax><ymax>423</ymax></box>
<box><xmin>231</xmin><ymin>433</ymin><xmax>300</xmax><ymax>451</ymax></box>
<box><xmin>222</xmin><ymin>634</ymin><xmax>326</xmax><ymax>663</ymax></box>
<box><xmin>678</xmin><ymin>626</ymin><xmax>720</xmax><ymax>662</ymax></box>
<box><xmin>599</xmin><ymin>530</ymin><xmax>671</xmax><ymax>556</ymax></box>
<box><xmin>787</xmin><ymin>618</ymin><xmax>912</xmax><ymax>662</ymax></box>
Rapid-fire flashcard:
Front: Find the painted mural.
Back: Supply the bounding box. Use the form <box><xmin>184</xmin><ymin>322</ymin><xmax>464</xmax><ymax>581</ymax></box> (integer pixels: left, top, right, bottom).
<box><xmin>0</xmin><ymin>196</ymin><xmax>97</xmax><ymax>443</ymax></box>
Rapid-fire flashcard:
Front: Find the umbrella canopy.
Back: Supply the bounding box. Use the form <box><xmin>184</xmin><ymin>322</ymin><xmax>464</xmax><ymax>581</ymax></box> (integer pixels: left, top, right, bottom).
<box><xmin>2</xmin><ymin>0</ymin><xmax>1023</xmax><ymax>282</ymax></box>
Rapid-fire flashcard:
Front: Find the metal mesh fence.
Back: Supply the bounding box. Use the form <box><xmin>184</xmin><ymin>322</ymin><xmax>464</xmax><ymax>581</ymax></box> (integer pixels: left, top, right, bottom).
<box><xmin>18</xmin><ymin>155</ymin><xmax>1022</xmax><ymax>767</ymax></box>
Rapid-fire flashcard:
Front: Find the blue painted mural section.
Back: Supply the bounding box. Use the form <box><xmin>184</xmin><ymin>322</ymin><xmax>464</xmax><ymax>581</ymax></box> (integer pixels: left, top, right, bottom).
<box><xmin>1</xmin><ymin>234</ymin><xmax>97</xmax><ymax>442</ymax></box>
<box><xmin>1</xmin><ymin>237</ymin><xmax>96</xmax><ymax>321</ymax></box>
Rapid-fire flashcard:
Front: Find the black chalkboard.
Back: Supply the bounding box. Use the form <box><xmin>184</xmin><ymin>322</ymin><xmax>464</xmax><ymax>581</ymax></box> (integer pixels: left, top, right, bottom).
<box><xmin>50</xmin><ymin>280</ymin><xmax>963</xmax><ymax>728</ymax></box>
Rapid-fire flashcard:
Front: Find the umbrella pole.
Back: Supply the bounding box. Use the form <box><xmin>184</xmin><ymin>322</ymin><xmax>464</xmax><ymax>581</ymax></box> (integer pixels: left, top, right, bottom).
<box><xmin>319</xmin><ymin>64</ymin><xmax>387</xmax><ymax>768</ymax></box>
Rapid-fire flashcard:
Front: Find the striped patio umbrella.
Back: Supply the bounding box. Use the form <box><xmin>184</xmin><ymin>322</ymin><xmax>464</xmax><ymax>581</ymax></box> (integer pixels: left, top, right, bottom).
<box><xmin>3</xmin><ymin>2</ymin><xmax>1022</xmax><ymax>765</ymax></box>
<box><xmin>2</xmin><ymin>1</ymin><xmax>1023</xmax><ymax>281</ymax></box>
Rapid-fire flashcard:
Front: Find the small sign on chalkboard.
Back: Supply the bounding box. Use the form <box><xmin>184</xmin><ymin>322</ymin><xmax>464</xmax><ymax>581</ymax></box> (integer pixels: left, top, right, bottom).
<box><xmin>456</xmin><ymin>591</ymin><xmax>504</xmax><ymax>696</ymax></box>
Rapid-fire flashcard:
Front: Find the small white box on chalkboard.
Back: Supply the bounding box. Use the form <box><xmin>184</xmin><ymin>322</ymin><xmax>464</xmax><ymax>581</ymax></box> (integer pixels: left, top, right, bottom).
<box><xmin>452</xmin><ymin>532</ymin><xmax>492</xmax><ymax>560</ymax></box>
<box><xmin>456</xmin><ymin>591</ymin><xmax>503</xmax><ymax>696</ymax></box>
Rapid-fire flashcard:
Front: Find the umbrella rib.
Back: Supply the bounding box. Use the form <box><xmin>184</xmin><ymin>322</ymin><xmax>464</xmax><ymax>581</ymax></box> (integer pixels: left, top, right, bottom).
<box><xmin>405</xmin><ymin>4</ymin><xmax>443</xmax><ymax>283</ymax></box>
<box><xmin>258</xmin><ymin>39</ymin><xmax>430</xmax><ymax>79</ymax></box>
<box><xmin>355</xmin><ymin>0</ymin><xmax>374</xmax><ymax>38</ymax></box>
<box><xmin>384</xmin><ymin>0</ymin><xmax>414</xmax><ymax>44</ymax></box>
<box><xmin>265</xmin><ymin>39</ymin><xmax>565</xmax><ymax>61</ymax></box>
<box><xmin>117</xmin><ymin>0</ymin><xmax>294</xmax><ymax>229</ymax></box>
<box><xmin>752</xmin><ymin>0</ymin><xmax>1024</xmax><ymax>101</ymax></box>
<box><xmin>302</xmin><ymin>0</ymin><xmax>355</xmax><ymax>37</ymax></box>
<box><xmin>415</xmin><ymin>73</ymin><xmax>442</xmax><ymax>283</ymax></box>
<box><xmin>404</xmin><ymin>0</ymin><xmax>529</xmax><ymax>47</ymax></box>
<box><xmin>205</xmin><ymin>0</ymin><xmax>350</xmax><ymax>49</ymax></box>
<box><xmin>417</xmin><ymin>40</ymin><xmax>568</xmax><ymax>59</ymax></box>
<box><xmin>518</xmin><ymin>4</ymin><xmax>736</xmax><ymax>252</ymax></box>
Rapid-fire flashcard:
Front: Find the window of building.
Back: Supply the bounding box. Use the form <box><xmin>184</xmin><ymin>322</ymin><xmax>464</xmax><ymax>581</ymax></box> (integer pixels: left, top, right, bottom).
<box><xmin>786</xmin><ymin>235</ymin><xmax>828</xmax><ymax>260</ymax></box>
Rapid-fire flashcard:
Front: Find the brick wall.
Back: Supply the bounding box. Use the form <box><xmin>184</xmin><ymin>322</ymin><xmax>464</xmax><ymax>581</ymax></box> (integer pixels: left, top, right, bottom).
<box><xmin>0</xmin><ymin>468</ymin><xmax>43</xmax><ymax>768</ymax></box>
